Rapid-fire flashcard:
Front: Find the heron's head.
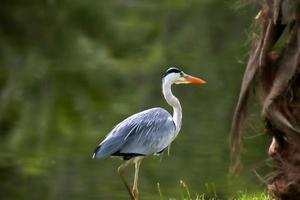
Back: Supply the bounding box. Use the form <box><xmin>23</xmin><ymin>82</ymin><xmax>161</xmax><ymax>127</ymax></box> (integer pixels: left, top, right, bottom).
<box><xmin>163</xmin><ymin>67</ymin><xmax>206</xmax><ymax>85</ymax></box>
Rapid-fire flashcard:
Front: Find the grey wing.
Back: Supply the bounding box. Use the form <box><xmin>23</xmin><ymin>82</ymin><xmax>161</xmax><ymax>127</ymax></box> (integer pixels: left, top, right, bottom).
<box><xmin>93</xmin><ymin>107</ymin><xmax>176</xmax><ymax>159</ymax></box>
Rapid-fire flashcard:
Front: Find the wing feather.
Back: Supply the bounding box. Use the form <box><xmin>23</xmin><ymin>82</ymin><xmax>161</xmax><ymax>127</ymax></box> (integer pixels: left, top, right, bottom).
<box><xmin>93</xmin><ymin>107</ymin><xmax>176</xmax><ymax>159</ymax></box>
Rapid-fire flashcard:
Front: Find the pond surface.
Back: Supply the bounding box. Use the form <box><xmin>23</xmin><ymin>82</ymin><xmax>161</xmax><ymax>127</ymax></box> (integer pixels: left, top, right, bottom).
<box><xmin>0</xmin><ymin>96</ymin><xmax>270</xmax><ymax>200</ymax></box>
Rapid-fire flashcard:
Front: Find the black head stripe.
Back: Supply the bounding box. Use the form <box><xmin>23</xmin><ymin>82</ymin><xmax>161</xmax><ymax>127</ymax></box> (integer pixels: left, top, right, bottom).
<box><xmin>163</xmin><ymin>67</ymin><xmax>182</xmax><ymax>77</ymax></box>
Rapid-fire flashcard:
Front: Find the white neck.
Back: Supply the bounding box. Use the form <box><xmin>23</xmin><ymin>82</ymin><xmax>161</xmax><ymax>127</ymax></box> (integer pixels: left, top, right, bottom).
<box><xmin>162</xmin><ymin>79</ymin><xmax>182</xmax><ymax>131</ymax></box>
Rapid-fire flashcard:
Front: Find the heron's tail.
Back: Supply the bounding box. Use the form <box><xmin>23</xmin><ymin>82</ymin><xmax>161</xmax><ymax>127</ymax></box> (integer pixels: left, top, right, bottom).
<box><xmin>92</xmin><ymin>145</ymin><xmax>103</xmax><ymax>159</ymax></box>
<box><xmin>92</xmin><ymin>143</ymin><xmax>118</xmax><ymax>159</ymax></box>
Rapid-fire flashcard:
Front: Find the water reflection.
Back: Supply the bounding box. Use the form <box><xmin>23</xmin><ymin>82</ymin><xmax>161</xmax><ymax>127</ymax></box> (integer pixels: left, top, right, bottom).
<box><xmin>0</xmin><ymin>127</ymin><xmax>268</xmax><ymax>200</ymax></box>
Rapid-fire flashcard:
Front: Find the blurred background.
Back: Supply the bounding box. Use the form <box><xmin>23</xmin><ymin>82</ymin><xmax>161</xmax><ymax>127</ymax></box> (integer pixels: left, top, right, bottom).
<box><xmin>0</xmin><ymin>0</ymin><xmax>271</xmax><ymax>199</ymax></box>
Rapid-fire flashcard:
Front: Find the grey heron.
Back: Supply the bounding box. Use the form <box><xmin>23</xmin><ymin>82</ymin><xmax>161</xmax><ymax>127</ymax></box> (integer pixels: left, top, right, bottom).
<box><xmin>93</xmin><ymin>67</ymin><xmax>205</xmax><ymax>200</ymax></box>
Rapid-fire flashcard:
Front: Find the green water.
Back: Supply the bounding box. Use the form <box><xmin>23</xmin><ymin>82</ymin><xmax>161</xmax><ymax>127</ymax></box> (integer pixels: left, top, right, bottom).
<box><xmin>0</xmin><ymin>0</ymin><xmax>269</xmax><ymax>199</ymax></box>
<box><xmin>0</xmin><ymin>78</ymin><xmax>270</xmax><ymax>199</ymax></box>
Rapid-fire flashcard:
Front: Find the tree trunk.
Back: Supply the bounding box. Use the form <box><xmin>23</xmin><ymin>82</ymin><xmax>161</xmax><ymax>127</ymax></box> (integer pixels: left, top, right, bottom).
<box><xmin>230</xmin><ymin>1</ymin><xmax>300</xmax><ymax>199</ymax></box>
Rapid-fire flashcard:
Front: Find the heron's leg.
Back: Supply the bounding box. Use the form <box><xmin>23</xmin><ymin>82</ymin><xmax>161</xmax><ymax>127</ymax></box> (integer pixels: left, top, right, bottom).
<box><xmin>117</xmin><ymin>160</ymin><xmax>135</xmax><ymax>200</ymax></box>
<box><xmin>132</xmin><ymin>157</ymin><xmax>143</xmax><ymax>200</ymax></box>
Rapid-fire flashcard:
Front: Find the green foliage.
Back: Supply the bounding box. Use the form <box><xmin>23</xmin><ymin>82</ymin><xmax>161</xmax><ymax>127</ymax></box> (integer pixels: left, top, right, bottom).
<box><xmin>0</xmin><ymin>0</ymin><xmax>265</xmax><ymax>199</ymax></box>
<box><xmin>235</xmin><ymin>192</ymin><xmax>272</xmax><ymax>200</ymax></box>
<box><xmin>158</xmin><ymin>180</ymin><xmax>272</xmax><ymax>200</ymax></box>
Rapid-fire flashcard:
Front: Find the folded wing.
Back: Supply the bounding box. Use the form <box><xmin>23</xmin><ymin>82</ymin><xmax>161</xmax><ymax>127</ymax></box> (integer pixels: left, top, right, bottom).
<box><xmin>93</xmin><ymin>107</ymin><xmax>176</xmax><ymax>159</ymax></box>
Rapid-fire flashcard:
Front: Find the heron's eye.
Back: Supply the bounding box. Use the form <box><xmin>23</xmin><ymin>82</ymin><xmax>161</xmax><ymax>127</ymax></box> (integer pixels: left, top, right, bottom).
<box><xmin>180</xmin><ymin>72</ymin><xmax>184</xmax><ymax>77</ymax></box>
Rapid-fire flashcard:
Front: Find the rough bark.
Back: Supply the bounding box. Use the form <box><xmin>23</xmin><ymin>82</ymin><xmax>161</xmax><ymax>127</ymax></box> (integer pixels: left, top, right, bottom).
<box><xmin>230</xmin><ymin>0</ymin><xmax>300</xmax><ymax>199</ymax></box>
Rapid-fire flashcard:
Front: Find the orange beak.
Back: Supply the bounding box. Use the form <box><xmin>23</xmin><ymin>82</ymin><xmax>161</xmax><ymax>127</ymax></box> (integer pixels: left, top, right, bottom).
<box><xmin>185</xmin><ymin>75</ymin><xmax>206</xmax><ymax>85</ymax></box>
